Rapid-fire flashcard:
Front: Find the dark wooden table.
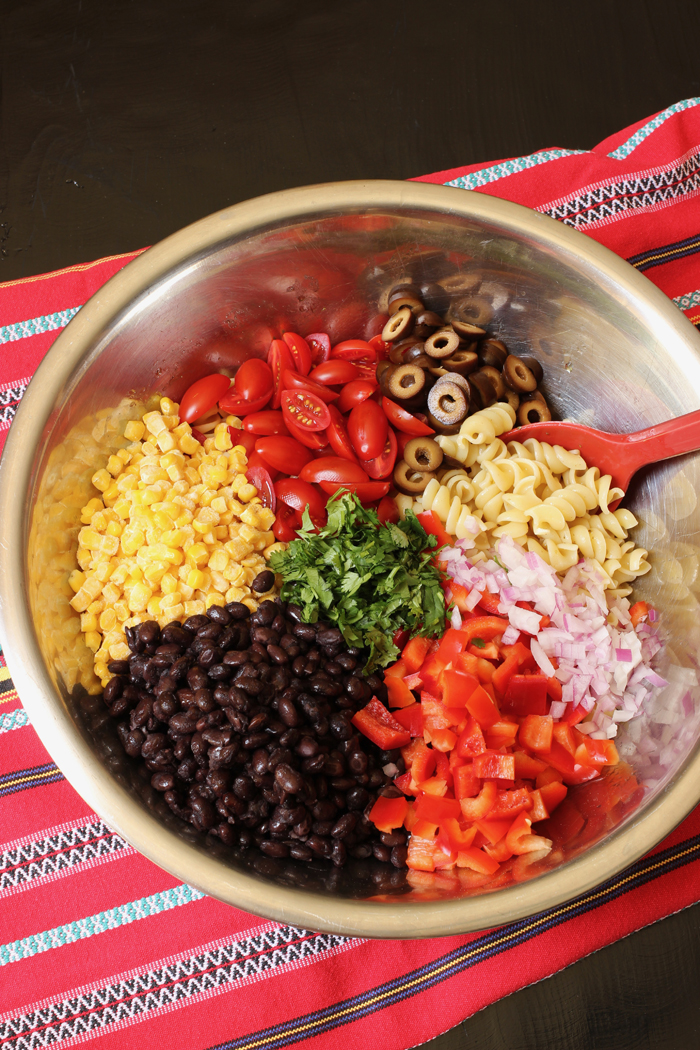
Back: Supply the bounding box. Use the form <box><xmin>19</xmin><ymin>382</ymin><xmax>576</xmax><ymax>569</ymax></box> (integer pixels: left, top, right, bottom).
<box><xmin>3</xmin><ymin>1</ymin><xmax>700</xmax><ymax>1045</ymax></box>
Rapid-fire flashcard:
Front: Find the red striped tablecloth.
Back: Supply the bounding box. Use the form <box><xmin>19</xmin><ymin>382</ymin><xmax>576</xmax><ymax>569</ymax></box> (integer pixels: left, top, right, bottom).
<box><xmin>3</xmin><ymin>98</ymin><xmax>700</xmax><ymax>1050</ymax></box>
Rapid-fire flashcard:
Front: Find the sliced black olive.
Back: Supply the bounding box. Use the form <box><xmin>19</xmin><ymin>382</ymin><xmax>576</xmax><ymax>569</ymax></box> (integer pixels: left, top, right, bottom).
<box><xmin>389</xmin><ymin>338</ymin><xmax>422</xmax><ymax>364</ymax></box>
<box><xmin>503</xmin><ymin>388</ymin><xmax>520</xmax><ymax>413</ymax></box>
<box><xmin>427</xmin><ymin>380</ymin><xmax>468</xmax><ymax>427</ymax></box>
<box><xmin>426</xmin><ymin>411</ymin><xmax>463</xmax><ymax>436</ymax></box>
<box><xmin>403</xmin><ymin>437</ymin><xmax>443</xmax><ymax>472</ymax></box>
<box><xmin>439</xmin><ymin>273</ymin><xmax>482</xmax><ymax>296</ymax></box>
<box><xmin>413</xmin><ymin>310</ymin><xmax>445</xmax><ymax>338</ymax></box>
<box><xmin>503</xmin><ymin>355</ymin><xmax>538</xmax><ymax>393</ymax></box>
<box><xmin>517</xmin><ymin>397</ymin><xmax>552</xmax><ymax>425</ymax></box>
<box><xmin>424</xmin><ymin>327</ymin><xmax>461</xmax><ymax>359</ymax></box>
<box><xmin>478</xmin><ymin>338</ymin><xmax>508</xmax><ymax>369</ymax></box>
<box><xmin>435</xmin><ymin>371</ymin><xmax>471</xmax><ymax>395</ymax></box>
<box><xmin>388</xmin><ymin>291</ymin><xmax>425</xmax><ymax>315</ymax></box>
<box><xmin>442</xmin><ymin>348</ymin><xmax>479</xmax><ymax>376</ymax></box>
<box><xmin>419</xmin><ymin>282</ymin><xmax>450</xmax><ymax>315</ymax></box>
<box><xmin>387</xmin><ymin>363</ymin><xmax>426</xmax><ymax>401</ymax></box>
<box><xmin>377</xmin><ymin>362</ymin><xmax>396</xmax><ymax>396</ymax></box>
<box><xmin>393</xmin><ymin>461</ymin><xmax>435</xmax><ymax>494</ymax></box>
<box><xmin>519</xmin><ymin>355</ymin><xmax>544</xmax><ymax>384</ymax></box>
<box><xmin>403</xmin><ymin>349</ymin><xmax>433</xmax><ymax>368</ymax></box>
<box><xmin>446</xmin><ymin>295</ymin><xmax>492</xmax><ymax>330</ymax></box>
<box><xmin>468</xmin><ymin>371</ymin><xmax>497</xmax><ymax>408</ymax></box>
<box><xmin>382</xmin><ymin>307</ymin><xmax>415</xmax><ymax>342</ymax></box>
<box><xmin>476</xmin><ymin>365</ymin><xmax>506</xmax><ymax>400</ymax></box>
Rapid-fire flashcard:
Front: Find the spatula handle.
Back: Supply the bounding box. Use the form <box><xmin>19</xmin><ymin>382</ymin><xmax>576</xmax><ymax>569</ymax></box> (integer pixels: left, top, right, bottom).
<box><xmin>623</xmin><ymin>408</ymin><xmax>700</xmax><ymax>471</ymax></box>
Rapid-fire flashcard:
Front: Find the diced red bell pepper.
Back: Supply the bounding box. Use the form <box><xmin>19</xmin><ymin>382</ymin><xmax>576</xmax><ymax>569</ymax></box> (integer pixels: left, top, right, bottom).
<box><xmin>467</xmin><ymin>641</ymin><xmax>500</xmax><ymax>660</ymax></box>
<box><xmin>574</xmin><ymin>735</ymin><xmax>619</xmax><ymax>768</ymax></box>
<box><xmin>545</xmin><ymin>740</ymin><xmax>600</xmax><ymax>786</ymax></box>
<box><xmin>536</xmin><ymin>765</ymin><xmax>564</xmax><ymax>788</ymax></box>
<box><xmin>473</xmin><ymin>752</ymin><xmax>515</xmax><ymax>781</ymax></box>
<box><xmin>539</xmin><ymin>798</ymin><xmax>585</xmax><ymax>846</ymax></box>
<box><xmin>351</xmin><ymin>697</ymin><xmax>411</xmax><ymax>749</ymax></box>
<box><xmin>513</xmin><ymin>750</ymin><xmax>548</xmax><ymax>778</ymax></box>
<box><xmin>503</xmin><ymin>674</ymin><xmax>549</xmax><ymax>716</ymax></box>
<box><xmin>402</xmin><ymin>635</ymin><xmax>432</xmax><ymax>672</ymax></box>
<box><xmin>487</xmin><ymin>786</ymin><xmax>531</xmax><ymax>820</ymax></box>
<box><xmin>414</xmin><ymin>792</ymin><xmax>462</xmax><ymax>824</ymax></box>
<box><xmin>491</xmin><ymin>652</ymin><xmax>520</xmax><ymax>698</ymax></box>
<box><xmin>459</xmin><ymin>779</ymin><xmax>497</xmax><ymax>820</ymax></box>
<box><xmin>394</xmin><ymin>770</ymin><xmax>415</xmax><ymax>795</ymax></box>
<box><xmin>459</xmin><ymin>616</ymin><xmax>511</xmax><ymax>645</ymax></box>
<box><xmin>403</xmin><ymin>672</ymin><xmax>424</xmax><ymax>691</ymax></box>
<box><xmin>409</xmin><ymin>740</ymin><xmax>436</xmax><ymax>784</ymax></box>
<box><xmin>406</xmin><ymin>835</ymin><xmax>437</xmax><ymax>871</ymax></box>
<box><xmin>629</xmin><ymin>600</ymin><xmax>649</xmax><ymax>627</ymax></box>
<box><xmin>475</xmin><ymin>589</ymin><xmax>503</xmax><ymax>615</ymax></box>
<box><xmin>464</xmin><ymin>683</ymin><xmax>501</xmax><ymax>728</ymax></box>
<box><xmin>416</xmin><ymin>509</ymin><xmax>453</xmax><ymax>547</ymax></box>
<box><xmin>455</xmin><ymin>846</ymin><xmax>500</xmax><ymax>875</ymax></box>
<box><xmin>385</xmin><ymin>676</ymin><xmax>415</xmax><ymax>709</ymax></box>
<box><xmin>437</xmin><ymin>628</ymin><xmax>468</xmax><ymax>664</ymax></box>
<box><xmin>384</xmin><ymin>659</ymin><xmax>408</xmax><ymax>679</ymax></box>
<box><xmin>438</xmin><ymin>818</ymin><xmax>477</xmax><ymax>854</ymax></box>
<box><xmin>448</xmin><ymin>581</ymin><xmax>478</xmax><ymax>613</ymax></box>
<box><xmin>419</xmin><ymin>653</ymin><xmax>447</xmax><ymax>695</ymax></box>
<box><xmin>539</xmin><ymin>779</ymin><xmax>567</xmax><ymax>814</ymax></box>
<box><xmin>546</xmin><ymin>676</ymin><xmax>563</xmax><ymax>703</ymax></box>
<box><xmin>482</xmin><ymin>837</ymin><xmax>515</xmax><ymax>862</ymax></box>
<box><xmin>474</xmin><ymin>817</ymin><xmax>514</xmax><ymax>845</ymax></box>
<box><xmin>368</xmin><ymin>794</ymin><xmax>409</xmax><ymax>832</ymax></box>
<box><xmin>453</xmin><ymin>763</ymin><xmax>480</xmax><ymax>800</ymax></box>
<box><xmin>441</xmin><ymin>669</ymin><xmax>479</xmax><ymax>708</ymax></box>
<box><xmin>505</xmin><ymin>810</ymin><xmax>552</xmax><ymax>855</ymax></box>
<box><xmin>455</xmin><ymin>716</ymin><xmax>487</xmax><ymax>759</ymax></box>
<box><xmin>528</xmin><ymin>788</ymin><xmax>549</xmax><ymax>823</ymax></box>
<box><xmin>552</xmin><ymin>722</ymin><xmax>576</xmax><ymax>755</ymax></box>
<box><xmin>499</xmin><ymin>641</ymin><xmax>537</xmax><ymax>672</ymax></box>
<box><xmin>484</xmin><ymin>719</ymin><xmax>519</xmax><ymax>750</ymax></box>
<box><xmin>561</xmin><ymin>703</ymin><xmax>587</xmax><ymax>726</ymax></box>
<box><xmin>393</xmin><ymin>703</ymin><xmax>424</xmax><ymax>738</ymax></box>
<box><xmin>519</xmin><ymin>714</ymin><xmax>553</xmax><ymax>753</ymax></box>
<box><xmin>419</xmin><ymin>776</ymin><xmax>450</xmax><ymax>797</ymax></box>
<box><xmin>430</xmin><ymin>728</ymin><xmax>458</xmax><ymax>752</ymax></box>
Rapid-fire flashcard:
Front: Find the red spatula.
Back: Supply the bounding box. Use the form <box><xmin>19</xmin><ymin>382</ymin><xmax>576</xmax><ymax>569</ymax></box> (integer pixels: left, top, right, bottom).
<box><xmin>502</xmin><ymin>408</ymin><xmax>700</xmax><ymax>495</ymax></box>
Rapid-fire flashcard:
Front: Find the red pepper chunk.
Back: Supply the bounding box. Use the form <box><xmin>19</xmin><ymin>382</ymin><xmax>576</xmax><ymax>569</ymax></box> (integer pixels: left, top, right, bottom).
<box><xmin>473</xmin><ymin>752</ymin><xmax>515</xmax><ymax>781</ymax></box>
<box><xmin>351</xmin><ymin>697</ymin><xmax>411</xmax><ymax>750</ymax></box>
<box><xmin>368</xmin><ymin>794</ymin><xmax>409</xmax><ymax>833</ymax></box>
<box><xmin>413</xmin><ymin>792</ymin><xmax>462</xmax><ymax>824</ymax></box>
<box><xmin>502</xmin><ymin>674</ymin><xmax>549</xmax><ymax>716</ymax></box>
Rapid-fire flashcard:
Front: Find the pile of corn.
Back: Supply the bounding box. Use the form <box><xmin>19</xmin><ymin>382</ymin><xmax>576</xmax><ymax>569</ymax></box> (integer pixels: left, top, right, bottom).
<box><xmin>68</xmin><ymin>397</ymin><xmax>281</xmax><ymax>687</ymax></box>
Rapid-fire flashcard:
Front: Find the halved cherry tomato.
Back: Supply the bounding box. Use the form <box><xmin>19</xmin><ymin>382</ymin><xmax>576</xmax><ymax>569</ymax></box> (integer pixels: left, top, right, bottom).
<box><xmin>179</xmin><ymin>373</ymin><xmax>231</xmax><ymax>424</ymax></box>
<box><xmin>268</xmin><ymin>339</ymin><xmax>295</xmax><ymax>409</ymax></box>
<box><xmin>282</xmin><ymin>369</ymin><xmax>339</xmax><ymax>403</ymax></box>
<box><xmin>254</xmin><ymin>435</ymin><xmax>313</xmax><ymax>475</ymax></box>
<box><xmin>284</xmin><ymin>418</ymin><xmax>329</xmax><ymax>450</ymax></box>
<box><xmin>319</xmin><ymin>480</ymin><xmax>390</xmax><ymax>501</ymax></box>
<box><xmin>282</xmin><ymin>332</ymin><xmax>312</xmax><ymax>375</ymax></box>
<box><xmin>227</xmin><ymin>426</ymin><xmax>257</xmax><ymax>455</ymax></box>
<box><xmin>326</xmin><ymin>404</ymin><xmax>361</xmax><ymax>464</ymax></box>
<box><xmin>377</xmin><ymin>495</ymin><xmax>400</xmax><ymax>525</ymax></box>
<box><xmin>361</xmin><ymin>426</ymin><xmax>397</xmax><ymax>480</ymax></box>
<box><xmin>337</xmin><ymin>378</ymin><xmax>377</xmax><ymax>415</ymax></box>
<box><xmin>274</xmin><ymin>504</ymin><xmax>298</xmax><ymax>542</ymax></box>
<box><xmin>368</xmin><ymin>334</ymin><xmax>391</xmax><ymax>359</ymax></box>
<box><xmin>309</xmin><ymin>360</ymin><xmax>360</xmax><ymax>386</ymax></box>
<box><xmin>382</xmin><ymin>396</ymin><xmax>435</xmax><ymax>436</ymax></box>
<box><xmin>275</xmin><ymin>478</ymin><xmax>327</xmax><ymax>525</ymax></box>
<box><xmin>299</xmin><ymin>457</ymin><xmax>369</xmax><ymax>484</ymax></box>
<box><xmin>231</xmin><ymin>359</ymin><xmax>273</xmax><ymax>401</ymax></box>
<box><xmin>191</xmin><ymin>428</ymin><xmax>206</xmax><ymax>446</ymax></box>
<box><xmin>281</xmin><ymin>389</ymin><xmax>331</xmax><ymax>432</ymax></box>
<box><xmin>306</xmin><ymin>332</ymin><xmax>331</xmax><ymax>366</ymax></box>
<box><xmin>245</xmin><ymin>464</ymin><xmax>276</xmax><ymax>511</ymax></box>
<box><xmin>246</xmin><ymin>450</ymin><xmax>279</xmax><ymax>480</ymax></box>
<box><xmin>348</xmin><ymin>398</ymin><xmax>388</xmax><ymax>459</ymax></box>
<box><xmin>219</xmin><ymin>389</ymin><xmax>272</xmax><ymax>416</ymax></box>
<box><xmin>243</xmin><ymin>411</ymin><xmax>289</xmax><ymax>436</ymax></box>
<box><xmin>331</xmin><ymin>338</ymin><xmax>376</xmax><ymax>363</ymax></box>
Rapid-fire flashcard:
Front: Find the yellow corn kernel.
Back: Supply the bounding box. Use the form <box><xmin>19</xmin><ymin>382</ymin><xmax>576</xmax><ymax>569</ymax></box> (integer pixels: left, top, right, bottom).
<box><xmin>116</xmin><ymin>474</ymin><xmax>138</xmax><ymax>494</ymax></box>
<box><xmin>223</xmin><ymin>562</ymin><xmax>245</xmax><ymax>585</ymax></box>
<box><xmin>205</xmin><ymin>592</ymin><xmax>225</xmax><ymax>609</ymax></box>
<box><xmin>80</xmin><ymin>497</ymin><xmax>104</xmax><ymax>524</ymax></box>
<box><xmin>107</xmin><ymin>455</ymin><xmax>124</xmax><ymax>477</ymax></box>
<box><xmin>110</xmin><ymin>563</ymin><xmax>130</xmax><ymax>587</ymax></box>
<box><xmin>214</xmin><ymin>422</ymin><xmax>233</xmax><ymax>451</ymax></box>
<box><xmin>76</xmin><ymin>548</ymin><xmax>92</xmax><ymax>571</ymax></box>
<box><xmin>87</xmin><ymin>598</ymin><xmax>106</xmax><ymax>616</ymax></box>
<box><xmin>124</xmin><ymin>420</ymin><xmax>146</xmax><ymax>441</ymax></box>
<box><xmin>117</xmin><ymin>448</ymin><xmax>132</xmax><ymax>464</ymax></box>
<box><xmin>91</xmin><ymin>468</ymin><xmax>112</xmax><ymax>492</ymax></box>
<box><xmin>160</xmin><ymin>591</ymin><xmax>182</xmax><ymax>609</ymax></box>
<box><xmin>195</xmin><ymin>505</ymin><xmax>220</xmax><ymax>525</ymax></box>
<box><xmin>264</xmin><ymin>542</ymin><xmax>286</xmax><ymax>560</ymax></box>
<box><xmin>210</xmin><ymin>495</ymin><xmax>228</xmax><ymax>515</ymax></box>
<box><xmin>178</xmin><ymin>433</ymin><xmax>202</xmax><ymax>455</ymax></box>
<box><xmin>160</xmin><ymin>397</ymin><xmax>179</xmax><ymax>416</ymax></box>
<box><xmin>102</xmin><ymin>582</ymin><xmax>122</xmax><ymax>604</ymax></box>
<box><xmin>172</xmin><ymin>421</ymin><xmax>192</xmax><ymax>439</ymax></box>
<box><xmin>241</xmin><ymin>596</ymin><xmax>259</xmax><ymax>613</ymax></box>
<box><xmin>99</xmin><ymin>608</ymin><xmax>117</xmax><ymax>632</ymax></box>
<box><xmin>127</xmin><ymin>582</ymin><xmax>152</xmax><ymax>612</ymax></box>
<box><xmin>84</xmin><ymin>631</ymin><xmax>102</xmax><ymax>652</ymax></box>
<box><xmin>143</xmin><ymin>411</ymin><xmax>167</xmax><ymax>436</ymax></box>
<box><xmin>185</xmin><ymin>542</ymin><xmax>208</xmax><ymax>566</ymax></box>
<box><xmin>208</xmin><ymin>548</ymin><xmax>229</xmax><ymax>573</ymax></box>
<box><xmin>228</xmin><ymin>449</ymin><xmax>248</xmax><ymax>472</ymax></box>
<box><xmin>200</xmin><ymin>463</ymin><xmax>227</xmax><ymax>487</ymax></box>
<box><xmin>156</xmin><ymin>430</ymin><xmax>176</xmax><ymax>453</ymax></box>
<box><xmin>143</xmin><ymin>561</ymin><xmax>168</xmax><ymax>586</ymax></box>
<box><xmin>179</xmin><ymin>581</ymin><xmax>194</xmax><ymax>601</ymax></box>
<box><xmin>121</xmin><ymin>528</ymin><xmax>145</xmax><ymax>556</ymax></box>
<box><xmin>200</xmin><ymin>530</ymin><xmax>217</xmax><ymax>545</ymax></box>
<box><xmin>114</xmin><ymin>601</ymin><xmax>130</xmax><ymax>622</ymax></box>
<box><xmin>106</xmin><ymin>521</ymin><xmax>123</xmax><ymax>538</ymax></box>
<box><xmin>187</xmin><ymin>568</ymin><xmax>207</xmax><ymax>590</ymax></box>
<box><xmin>80</xmin><ymin>612</ymin><xmax>99</xmax><ymax>632</ymax></box>
<box><xmin>128</xmin><ymin>565</ymin><xmax>144</xmax><ymax>581</ymax></box>
<box><xmin>225</xmin><ymin>586</ymin><xmax>246</xmax><ymax>604</ymax></box>
<box><xmin>225</xmin><ymin>537</ymin><xmax>253</xmax><ymax>560</ymax></box>
<box><xmin>184</xmin><ymin>599</ymin><xmax>206</xmax><ymax>617</ymax></box>
<box><xmin>210</xmin><ymin>570</ymin><xmax>228</xmax><ymax>593</ymax></box>
<box><xmin>93</xmin><ymin>560</ymin><xmax>114</xmax><ymax>584</ymax></box>
<box><xmin>237</xmin><ymin>483</ymin><xmax>257</xmax><ymax>503</ymax></box>
<box><xmin>69</xmin><ymin>569</ymin><xmax>86</xmax><ymax>593</ymax></box>
<box><xmin>108</xmin><ymin>641</ymin><xmax>131</xmax><ymax>661</ymax></box>
<box><xmin>161</xmin><ymin>572</ymin><xmax>178</xmax><ymax>594</ymax></box>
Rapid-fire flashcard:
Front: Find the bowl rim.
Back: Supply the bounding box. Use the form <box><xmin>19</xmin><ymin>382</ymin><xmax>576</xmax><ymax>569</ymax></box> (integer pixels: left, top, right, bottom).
<box><xmin>3</xmin><ymin>178</ymin><xmax>700</xmax><ymax>938</ymax></box>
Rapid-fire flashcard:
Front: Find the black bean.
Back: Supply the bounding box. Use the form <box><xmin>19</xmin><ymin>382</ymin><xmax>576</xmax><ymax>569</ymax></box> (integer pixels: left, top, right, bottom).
<box><xmin>331</xmin><ymin>812</ymin><xmax>357</xmax><ymax>839</ymax></box>
<box><xmin>330</xmin><ymin>840</ymin><xmax>347</xmax><ymax>867</ymax></box>
<box><xmin>259</xmin><ymin>840</ymin><xmax>289</xmax><ymax>857</ymax></box>
<box><xmin>151</xmin><ymin>772</ymin><xmax>175</xmax><ymax>792</ymax></box>
<box><xmin>289</xmin><ymin>843</ymin><xmax>313</xmax><ymax>861</ymax></box>
<box><xmin>380</xmin><ymin>830</ymin><xmax>406</xmax><ymax>847</ymax></box>
<box><xmin>103</xmin><ymin>677</ymin><xmax>122</xmax><ymax>705</ymax></box>
<box><xmin>307</xmin><ymin>834</ymin><xmax>332</xmax><ymax>857</ymax></box>
<box><xmin>122</xmin><ymin>728</ymin><xmax>145</xmax><ymax>757</ymax></box>
<box><xmin>254</xmin><ymin>601</ymin><xmax>277</xmax><ymax>626</ymax></box>
<box><xmin>252</xmin><ymin>570</ymin><xmax>275</xmax><ymax>593</ymax></box>
<box><xmin>207</xmin><ymin>605</ymin><xmax>232</xmax><ymax>626</ymax></box>
<box><xmin>346</xmin><ymin>785</ymin><xmax>370</xmax><ymax>810</ymax></box>
<box><xmin>138</xmin><ymin>621</ymin><xmax>160</xmax><ymax>647</ymax></box>
<box><xmin>225</xmin><ymin>602</ymin><xmax>250</xmax><ymax>620</ymax></box>
<box><xmin>169</xmin><ymin>711</ymin><xmax>199</xmax><ymax>735</ymax></box>
<box><xmin>190</xmin><ymin>795</ymin><xmax>216</xmax><ymax>830</ymax></box>
<box><xmin>274</xmin><ymin>763</ymin><xmax>304</xmax><ymax>795</ymax></box>
<box><xmin>267</xmin><ymin>644</ymin><xmax>288</xmax><ymax>665</ymax></box>
<box><xmin>107</xmin><ymin>659</ymin><xmax>131</xmax><ymax>676</ymax></box>
<box><xmin>390</xmin><ymin>845</ymin><xmax>408</xmax><ymax>868</ymax></box>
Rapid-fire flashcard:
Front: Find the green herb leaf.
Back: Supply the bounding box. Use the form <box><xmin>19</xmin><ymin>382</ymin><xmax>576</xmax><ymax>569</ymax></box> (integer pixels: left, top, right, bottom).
<box><xmin>472</xmin><ymin>638</ymin><xmax>486</xmax><ymax>649</ymax></box>
<box><xmin>268</xmin><ymin>492</ymin><xmax>446</xmax><ymax>673</ymax></box>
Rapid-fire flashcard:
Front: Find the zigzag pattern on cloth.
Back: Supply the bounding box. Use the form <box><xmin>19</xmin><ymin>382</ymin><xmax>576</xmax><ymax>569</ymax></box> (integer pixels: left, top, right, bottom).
<box><xmin>1</xmin><ymin>817</ymin><xmax>131</xmax><ymax>897</ymax></box>
<box><xmin>1</xmin><ymin>926</ymin><xmax>358</xmax><ymax>1050</ymax></box>
<box><xmin>537</xmin><ymin>150</ymin><xmax>700</xmax><ymax>229</ymax></box>
<box><xmin>0</xmin><ymin>380</ymin><xmax>30</xmax><ymax>430</ymax></box>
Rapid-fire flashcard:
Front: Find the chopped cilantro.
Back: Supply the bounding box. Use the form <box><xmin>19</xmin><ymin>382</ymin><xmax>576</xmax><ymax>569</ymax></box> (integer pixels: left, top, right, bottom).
<box><xmin>471</xmin><ymin>637</ymin><xmax>486</xmax><ymax>649</ymax></box>
<box><xmin>268</xmin><ymin>492</ymin><xmax>446</xmax><ymax>673</ymax></box>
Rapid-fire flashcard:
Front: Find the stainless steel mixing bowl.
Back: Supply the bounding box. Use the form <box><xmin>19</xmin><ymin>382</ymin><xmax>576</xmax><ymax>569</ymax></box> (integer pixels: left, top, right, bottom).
<box><xmin>3</xmin><ymin>180</ymin><xmax>700</xmax><ymax>938</ymax></box>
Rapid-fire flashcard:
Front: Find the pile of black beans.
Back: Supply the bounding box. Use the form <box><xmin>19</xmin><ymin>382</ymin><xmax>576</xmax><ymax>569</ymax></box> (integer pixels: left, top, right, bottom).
<box><xmin>102</xmin><ymin>596</ymin><xmax>409</xmax><ymax>871</ymax></box>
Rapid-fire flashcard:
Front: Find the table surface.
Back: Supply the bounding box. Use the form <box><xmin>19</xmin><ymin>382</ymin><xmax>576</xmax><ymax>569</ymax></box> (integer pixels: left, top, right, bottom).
<box><xmin>3</xmin><ymin>0</ymin><xmax>700</xmax><ymax>1045</ymax></box>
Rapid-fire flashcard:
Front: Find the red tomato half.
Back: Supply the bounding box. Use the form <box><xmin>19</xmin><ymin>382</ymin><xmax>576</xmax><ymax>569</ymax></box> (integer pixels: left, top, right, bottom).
<box><xmin>254</xmin><ymin>435</ymin><xmax>312</xmax><ymax>475</ymax></box>
<box><xmin>219</xmin><ymin>389</ymin><xmax>272</xmax><ymax>416</ymax></box>
<box><xmin>348</xmin><ymin>398</ymin><xmax>388</xmax><ymax>459</ymax></box>
<box><xmin>299</xmin><ymin>457</ymin><xmax>369</xmax><ymax>484</ymax></box>
<box><xmin>245</xmin><ymin>464</ymin><xmax>276</xmax><ymax>511</ymax></box>
<box><xmin>179</xmin><ymin>373</ymin><xmax>231</xmax><ymax>424</ymax></box>
<box><xmin>227</xmin><ymin>426</ymin><xmax>257</xmax><ymax>455</ymax></box>
<box><xmin>331</xmin><ymin>338</ymin><xmax>377</xmax><ymax>363</ymax></box>
<box><xmin>306</xmin><ymin>332</ymin><xmax>331</xmax><ymax>366</ymax></box>
<box><xmin>309</xmin><ymin>360</ymin><xmax>360</xmax><ymax>386</ymax></box>
<box><xmin>377</xmin><ymin>494</ymin><xmax>400</xmax><ymax>524</ymax></box>
<box><xmin>282</xmin><ymin>369</ymin><xmax>339</xmax><ymax>403</ymax></box>
<box><xmin>275</xmin><ymin>479</ymin><xmax>327</xmax><ymax>524</ymax></box>
<box><xmin>282</xmin><ymin>332</ymin><xmax>312</xmax><ymax>375</ymax></box>
<box><xmin>246</xmin><ymin>450</ymin><xmax>279</xmax><ymax>479</ymax></box>
<box><xmin>382</xmin><ymin>396</ymin><xmax>435</xmax><ymax>436</ymax></box>
<box><xmin>232</xmin><ymin>358</ymin><xmax>273</xmax><ymax>400</ymax></box>
<box><xmin>285</xmin><ymin>417</ymin><xmax>329</xmax><ymax>450</ymax></box>
<box><xmin>368</xmin><ymin>334</ymin><xmax>391</xmax><ymax>360</ymax></box>
<box><xmin>361</xmin><ymin>426</ymin><xmax>397</xmax><ymax>479</ymax></box>
<box><xmin>274</xmin><ymin>504</ymin><xmax>298</xmax><ymax>542</ymax></box>
<box><xmin>326</xmin><ymin>404</ymin><xmax>361</xmax><ymax>464</ymax></box>
<box><xmin>319</xmin><ymin>480</ymin><xmax>391</xmax><ymax>501</ymax></box>
<box><xmin>268</xmin><ymin>339</ymin><xmax>295</xmax><ymax>409</ymax></box>
<box><xmin>281</xmin><ymin>389</ymin><xmax>331</xmax><ymax>432</ymax></box>
<box><xmin>243</xmin><ymin>411</ymin><xmax>289</xmax><ymax>436</ymax></box>
<box><xmin>336</xmin><ymin>379</ymin><xmax>377</xmax><ymax>415</ymax></box>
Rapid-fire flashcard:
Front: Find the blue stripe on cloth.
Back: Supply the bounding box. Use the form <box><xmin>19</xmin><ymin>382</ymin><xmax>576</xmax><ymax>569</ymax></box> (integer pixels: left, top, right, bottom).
<box><xmin>0</xmin><ymin>709</ymin><xmax>28</xmax><ymax>733</ymax></box>
<box><xmin>0</xmin><ymin>307</ymin><xmax>81</xmax><ymax>345</ymax></box>
<box><xmin>607</xmin><ymin>97</ymin><xmax>700</xmax><ymax>160</ymax></box>
<box><xmin>0</xmin><ymin>883</ymin><xmax>205</xmax><ymax>965</ymax></box>
<box><xmin>443</xmin><ymin>149</ymin><xmax>587</xmax><ymax>191</ymax></box>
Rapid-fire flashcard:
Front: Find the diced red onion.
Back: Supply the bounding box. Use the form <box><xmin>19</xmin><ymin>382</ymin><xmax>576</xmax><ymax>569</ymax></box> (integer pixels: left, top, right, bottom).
<box><xmin>615</xmin><ymin>648</ymin><xmax>633</xmax><ymax>662</ymax></box>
